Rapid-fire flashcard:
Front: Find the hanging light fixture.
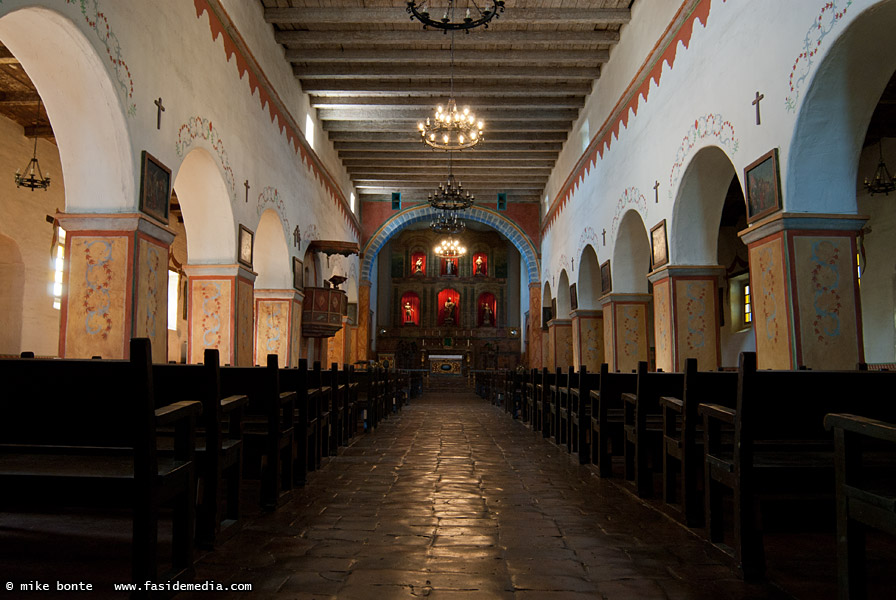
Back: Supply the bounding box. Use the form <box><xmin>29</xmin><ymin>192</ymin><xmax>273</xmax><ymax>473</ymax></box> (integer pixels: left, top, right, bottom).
<box><xmin>434</xmin><ymin>237</ymin><xmax>466</xmax><ymax>259</ymax></box>
<box><xmin>428</xmin><ymin>155</ymin><xmax>475</xmax><ymax>211</ymax></box>
<box><xmin>406</xmin><ymin>0</ymin><xmax>504</xmax><ymax>33</ymax></box>
<box><xmin>430</xmin><ymin>210</ymin><xmax>466</xmax><ymax>235</ymax></box>
<box><xmin>418</xmin><ymin>30</ymin><xmax>484</xmax><ymax>151</ymax></box>
<box><xmin>15</xmin><ymin>99</ymin><xmax>51</xmax><ymax>191</ymax></box>
<box><xmin>864</xmin><ymin>140</ymin><xmax>896</xmax><ymax>196</ymax></box>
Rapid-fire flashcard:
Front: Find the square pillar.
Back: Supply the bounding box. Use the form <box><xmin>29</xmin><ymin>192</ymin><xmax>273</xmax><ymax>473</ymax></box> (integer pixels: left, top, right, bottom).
<box><xmin>357</xmin><ymin>280</ymin><xmax>371</xmax><ymax>362</ymax></box>
<box><xmin>600</xmin><ymin>293</ymin><xmax>652</xmax><ymax>373</ymax></box>
<box><xmin>548</xmin><ymin>318</ymin><xmax>573</xmax><ymax>369</ymax></box>
<box><xmin>649</xmin><ymin>266</ymin><xmax>724</xmax><ymax>372</ymax></box>
<box><xmin>528</xmin><ymin>283</ymin><xmax>543</xmax><ymax>369</ymax></box>
<box><xmin>186</xmin><ymin>264</ymin><xmax>256</xmax><ymax>366</ymax></box>
<box><xmin>740</xmin><ymin>213</ymin><xmax>866</xmax><ymax>370</ymax></box>
<box><xmin>254</xmin><ymin>289</ymin><xmax>303</xmax><ymax>367</ymax></box>
<box><xmin>327</xmin><ymin>316</ymin><xmax>351</xmax><ymax>366</ymax></box>
<box><xmin>571</xmin><ymin>309</ymin><xmax>604</xmax><ymax>372</ymax></box>
<box><xmin>56</xmin><ymin>213</ymin><xmax>174</xmax><ymax>361</ymax></box>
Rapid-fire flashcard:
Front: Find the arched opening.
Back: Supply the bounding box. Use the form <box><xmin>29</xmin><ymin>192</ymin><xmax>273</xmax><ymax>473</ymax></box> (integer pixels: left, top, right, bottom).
<box><xmin>0</xmin><ymin>233</ymin><xmax>24</xmax><ymax>354</ymax></box>
<box><xmin>542</xmin><ymin>281</ymin><xmax>553</xmax><ymax>368</ymax></box>
<box><xmin>578</xmin><ymin>244</ymin><xmax>602</xmax><ymax>310</ymax></box>
<box><xmin>255</xmin><ymin>209</ymin><xmax>291</xmax><ymax>290</ymax></box>
<box><xmin>556</xmin><ymin>270</ymin><xmax>571</xmax><ymax>320</ymax></box>
<box><xmin>173</xmin><ymin>148</ymin><xmax>236</xmax><ymax>265</ymax></box>
<box><xmin>613</xmin><ymin>210</ymin><xmax>651</xmax><ymax>294</ymax></box>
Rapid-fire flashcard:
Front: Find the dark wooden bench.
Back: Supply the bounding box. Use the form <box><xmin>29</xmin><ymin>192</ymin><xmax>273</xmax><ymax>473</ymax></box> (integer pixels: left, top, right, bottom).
<box><xmin>538</xmin><ymin>368</ymin><xmax>556</xmax><ymax>439</ymax></box>
<box><xmin>279</xmin><ymin>359</ymin><xmax>314</xmax><ymax>486</ymax></box>
<box><xmin>824</xmin><ymin>413</ymin><xmax>896</xmax><ymax>600</ymax></box>
<box><xmin>0</xmin><ymin>338</ymin><xmax>201</xmax><ymax>585</ymax></box>
<box><xmin>524</xmin><ymin>368</ymin><xmax>540</xmax><ymax>428</ymax></box>
<box><xmin>659</xmin><ymin>358</ymin><xmax>738</xmax><ymax>527</ymax></box>
<box><xmin>153</xmin><ymin>349</ymin><xmax>249</xmax><ymax>548</ymax></box>
<box><xmin>569</xmin><ymin>366</ymin><xmax>600</xmax><ymax>463</ymax></box>
<box><xmin>307</xmin><ymin>361</ymin><xmax>331</xmax><ymax>466</ymax></box>
<box><xmin>622</xmin><ymin>361</ymin><xmax>684</xmax><ymax>498</ymax></box>
<box><xmin>557</xmin><ymin>367</ymin><xmax>577</xmax><ymax>449</ymax></box>
<box><xmin>220</xmin><ymin>355</ymin><xmax>295</xmax><ymax>510</ymax></box>
<box><xmin>699</xmin><ymin>352</ymin><xmax>896</xmax><ymax>579</ymax></box>
<box><xmin>590</xmin><ymin>365</ymin><xmax>637</xmax><ymax>477</ymax></box>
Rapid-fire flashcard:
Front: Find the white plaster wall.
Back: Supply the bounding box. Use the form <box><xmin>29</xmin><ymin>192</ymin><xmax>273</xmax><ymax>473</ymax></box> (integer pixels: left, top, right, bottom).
<box><xmin>0</xmin><ymin>114</ymin><xmax>63</xmax><ymax>356</ymax></box>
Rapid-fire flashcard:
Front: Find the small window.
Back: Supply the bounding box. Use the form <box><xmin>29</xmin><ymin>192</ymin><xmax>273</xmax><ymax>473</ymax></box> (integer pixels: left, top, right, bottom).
<box><xmin>350</xmin><ymin>191</ymin><xmax>356</xmax><ymax>213</ymax></box>
<box><xmin>305</xmin><ymin>113</ymin><xmax>315</xmax><ymax>149</ymax></box>
<box><xmin>743</xmin><ymin>283</ymin><xmax>752</xmax><ymax>325</ymax></box>
<box><xmin>167</xmin><ymin>270</ymin><xmax>180</xmax><ymax>331</ymax></box>
<box><xmin>51</xmin><ymin>227</ymin><xmax>65</xmax><ymax>310</ymax></box>
<box><xmin>856</xmin><ymin>252</ymin><xmax>862</xmax><ymax>287</ymax></box>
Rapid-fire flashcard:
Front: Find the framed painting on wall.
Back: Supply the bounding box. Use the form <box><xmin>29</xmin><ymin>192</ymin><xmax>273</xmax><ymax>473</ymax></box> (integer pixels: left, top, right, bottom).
<box><xmin>139</xmin><ymin>151</ymin><xmax>171</xmax><ymax>224</ymax></box>
<box><xmin>569</xmin><ymin>283</ymin><xmax>578</xmax><ymax>310</ymax></box>
<box><xmin>292</xmin><ymin>257</ymin><xmax>303</xmax><ymax>290</ymax></box>
<box><xmin>238</xmin><ymin>224</ymin><xmax>254</xmax><ymax>268</ymax></box>
<box><xmin>744</xmin><ymin>148</ymin><xmax>782</xmax><ymax>224</ymax></box>
<box><xmin>600</xmin><ymin>260</ymin><xmax>612</xmax><ymax>295</ymax></box>
<box><xmin>650</xmin><ymin>219</ymin><xmax>668</xmax><ymax>269</ymax></box>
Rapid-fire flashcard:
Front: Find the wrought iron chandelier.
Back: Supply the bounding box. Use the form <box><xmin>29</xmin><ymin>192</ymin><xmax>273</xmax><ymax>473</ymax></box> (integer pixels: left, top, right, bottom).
<box><xmin>430</xmin><ymin>210</ymin><xmax>466</xmax><ymax>235</ymax></box>
<box><xmin>15</xmin><ymin>100</ymin><xmax>51</xmax><ymax>191</ymax></box>
<box><xmin>418</xmin><ymin>31</ymin><xmax>484</xmax><ymax>151</ymax></box>
<box><xmin>428</xmin><ymin>172</ymin><xmax>474</xmax><ymax>211</ymax></box>
<box><xmin>864</xmin><ymin>140</ymin><xmax>896</xmax><ymax>196</ymax></box>
<box><xmin>434</xmin><ymin>237</ymin><xmax>466</xmax><ymax>259</ymax></box>
<box><xmin>406</xmin><ymin>0</ymin><xmax>505</xmax><ymax>33</ymax></box>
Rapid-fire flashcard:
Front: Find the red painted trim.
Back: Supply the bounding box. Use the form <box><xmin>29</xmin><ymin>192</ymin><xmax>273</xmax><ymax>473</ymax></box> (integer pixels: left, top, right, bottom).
<box><xmin>542</xmin><ymin>0</ymin><xmax>715</xmax><ymax>235</ymax></box>
<box><xmin>193</xmin><ymin>0</ymin><xmax>360</xmax><ymax>240</ymax></box>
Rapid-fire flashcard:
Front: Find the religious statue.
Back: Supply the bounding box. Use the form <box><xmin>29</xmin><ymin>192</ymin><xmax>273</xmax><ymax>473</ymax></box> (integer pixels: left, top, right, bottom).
<box><xmin>482</xmin><ymin>302</ymin><xmax>492</xmax><ymax>326</ymax></box>
<box><xmin>442</xmin><ymin>297</ymin><xmax>456</xmax><ymax>324</ymax></box>
<box><xmin>445</xmin><ymin>258</ymin><xmax>455</xmax><ymax>275</ymax></box>
<box><xmin>414</xmin><ymin>256</ymin><xmax>423</xmax><ymax>273</ymax></box>
<box><xmin>475</xmin><ymin>255</ymin><xmax>484</xmax><ymax>275</ymax></box>
<box><xmin>404</xmin><ymin>301</ymin><xmax>414</xmax><ymax>323</ymax></box>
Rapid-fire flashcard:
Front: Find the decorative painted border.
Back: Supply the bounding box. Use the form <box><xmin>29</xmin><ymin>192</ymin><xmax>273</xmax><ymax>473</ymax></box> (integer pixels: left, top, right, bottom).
<box><xmin>193</xmin><ymin>0</ymin><xmax>359</xmax><ymax>239</ymax></box>
<box><xmin>176</xmin><ymin>116</ymin><xmax>236</xmax><ymax>202</ymax></box>
<box><xmin>575</xmin><ymin>226</ymin><xmax>601</xmax><ymax>262</ymax></box>
<box><xmin>543</xmin><ymin>0</ymin><xmax>720</xmax><ymax>234</ymax></box>
<box><xmin>257</xmin><ymin>186</ymin><xmax>290</xmax><ymax>240</ymax></box>
<box><xmin>611</xmin><ymin>187</ymin><xmax>649</xmax><ymax>238</ymax></box>
<box><xmin>667</xmin><ymin>114</ymin><xmax>738</xmax><ymax>200</ymax></box>
<box><xmin>66</xmin><ymin>0</ymin><xmax>136</xmax><ymax>117</ymax></box>
<box><xmin>785</xmin><ymin>0</ymin><xmax>854</xmax><ymax>113</ymax></box>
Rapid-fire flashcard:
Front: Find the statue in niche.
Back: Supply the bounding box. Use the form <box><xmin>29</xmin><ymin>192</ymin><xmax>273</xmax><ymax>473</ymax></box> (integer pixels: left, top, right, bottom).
<box><xmin>475</xmin><ymin>255</ymin><xmax>485</xmax><ymax>275</ymax></box>
<box><xmin>442</xmin><ymin>297</ymin><xmax>456</xmax><ymax>324</ymax></box>
<box><xmin>482</xmin><ymin>302</ymin><xmax>492</xmax><ymax>326</ymax></box>
<box><xmin>414</xmin><ymin>256</ymin><xmax>423</xmax><ymax>273</ymax></box>
<box><xmin>404</xmin><ymin>301</ymin><xmax>414</xmax><ymax>324</ymax></box>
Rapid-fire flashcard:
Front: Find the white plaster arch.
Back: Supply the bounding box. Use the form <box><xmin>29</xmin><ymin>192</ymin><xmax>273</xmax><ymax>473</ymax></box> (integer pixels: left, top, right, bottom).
<box><xmin>542</xmin><ymin>281</ymin><xmax>553</xmax><ymax>326</ymax></box>
<box><xmin>254</xmin><ymin>208</ymin><xmax>291</xmax><ymax>289</ymax></box>
<box><xmin>173</xmin><ymin>148</ymin><xmax>236</xmax><ymax>264</ymax></box>
<box><xmin>788</xmin><ymin>0</ymin><xmax>896</xmax><ymax>214</ymax></box>
<box><xmin>0</xmin><ymin>7</ymin><xmax>132</xmax><ymax>213</ymax></box>
<box><xmin>556</xmin><ymin>270</ymin><xmax>571</xmax><ymax>319</ymax></box>
<box><xmin>612</xmin><ymin>210</ymin><xmax>651</xmax><ymax>294</ymax></box>
<box><xmin>670</xmin><ymin>146</ymin><xmax>740</xmax><ymax>265</ymax></box>
<box><xmin>577</xmin><ymin>244</ymin><xmax>602</xmax><ymax>309</ymax></box>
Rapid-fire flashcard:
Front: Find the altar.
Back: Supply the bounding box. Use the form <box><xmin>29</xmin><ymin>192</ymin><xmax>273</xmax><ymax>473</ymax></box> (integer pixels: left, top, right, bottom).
<box><xmin>429</xmin><ymin>354</ymin><xmax>464</xmax><ymax>375</ymax></box>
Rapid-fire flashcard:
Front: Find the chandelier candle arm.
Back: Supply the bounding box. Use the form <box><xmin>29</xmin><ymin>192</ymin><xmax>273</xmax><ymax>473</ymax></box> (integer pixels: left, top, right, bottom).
<box><xmin>407</xmin><ymin>0</ymin><xmax>505</xmax><ymax>32</ymax></box>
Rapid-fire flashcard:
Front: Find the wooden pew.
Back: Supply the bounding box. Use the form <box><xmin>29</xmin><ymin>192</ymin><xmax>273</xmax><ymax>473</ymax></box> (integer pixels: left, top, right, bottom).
<box><xmin>824</xmin><ymin>413</ymin><xmax>896</xmax><ymax>600</ymax></box>
<box><xmin>570</xmin><ymin>366</ymin><xmax>600</xmax><ymax>464</ymax></box>
<box><xmin>0</xmin><ymin>338</ymin><xmax>201</xmax><ymax>585</ymax></box>
<box><xmin>699</xmin><ymin>352</ymin><xmax>896</xmax><ymax>579</ymax></box>
<box><xmin>153</xmin><ymin>349</ymin><xmax>249</xmax><ymax>547</ymax></box>
<box><xmin>279</xmin><ymin>359</ymin><xmax>314</xmax><ymax>486</ymax></box>
<box><xmin>622</xmin><ymin>361</ymin><xmax>684</xmax><ymax>498</ymax></box>
<box><xmin>540</xmin><ymin>368</ymin><xmax>558</xmax><ymax>439</ymax></box>
<box><xmin>557</xmin><ymin>367</ymin><xmax>577</xmax><ymax>449</ymax></box>
<box><xmin>343</xmin><ymin>365</ymin><xmax>358</xmax><ymax>442</ymax></box>
<box><xmin>306</xmin><ymin>361</ymin><xmax>331</xmax><ymax>466</ymax></box>
<box><xmin>220</xmin><ymin>355</ymin><xmax>295</xmax><ymax>510</ymax></box>
<box><xmin>524</xmin><ymin>368</ymin><xmax>539</xmax><ymax>428</ymax></box>
<box><xmin>660</xmin><ymin>358</ymin><xmax>738</xmax><ymax>527</ymax></box>
<box><xmin>590</xmin><ymin>365</ymin><xmax>637</xmax><ymax>477</ymax></box>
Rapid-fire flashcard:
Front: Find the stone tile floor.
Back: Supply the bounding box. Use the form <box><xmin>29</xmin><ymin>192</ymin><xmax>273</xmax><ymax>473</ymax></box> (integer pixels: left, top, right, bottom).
<box><xmin>184</xmin><ymin>392</ymin><xmax>794</xmax><ymax>599</ymax></box>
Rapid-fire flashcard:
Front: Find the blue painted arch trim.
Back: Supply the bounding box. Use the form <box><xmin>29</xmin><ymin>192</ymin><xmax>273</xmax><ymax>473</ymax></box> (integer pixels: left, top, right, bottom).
<box><xmin>361</xmin><ymin>205</ymin><xmax>540</xmax><ymax>284</ymax></box>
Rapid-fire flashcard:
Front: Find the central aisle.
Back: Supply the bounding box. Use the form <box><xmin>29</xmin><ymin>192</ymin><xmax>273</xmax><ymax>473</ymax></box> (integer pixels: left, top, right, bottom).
<box><xmin>187</xmin><ymin>392</ymin><xmax>786</xmax><ymax>599</ymax></box>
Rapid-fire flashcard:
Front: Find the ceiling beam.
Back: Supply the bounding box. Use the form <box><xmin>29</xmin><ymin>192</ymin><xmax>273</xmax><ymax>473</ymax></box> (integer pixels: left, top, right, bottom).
<box><xmin>310</xmin><ymin>95</ymin><xmax>586</xmax><ymax>109</ymax></box>
<box><xmin>357</xmin><ymin>181</ymin><xmax>547</xmax><ymax>190</ymax></box>
<box><xmin>302</xmin><ymin>80</ymin><xmax>592</xmax><ymax>96</ymax></box>
<box><xmin>23</xmin><ymin>125</ymin><xmax>54</xmax><ymax>138</ymax></box>
<box><xmin>317</xmin><ymin>107</ymin><xmax>579</xmax><ymax>121</ymax></box>
<box><xmin>351</xmin><ymin>172</ymin><xmax>548</xmax><ymax>182</ymax></box>
<box><xmin>295</xmin><ymin>64</ymin><xmax>599</xmax><ymax>80</ymax></box>
<box><xmin>330</xmin><ymin>131</ymin><xmax>567</xmax><ymax>143</ymax></box>
<box><xmin>343</xmin><ymin>159</ymin><xmax>556</xmax><ymax>169</ymax></box>
<box><xmin>290</xmin><ymin>48</ymin><xmax>609</xmax><ymax>65</ymax></box>
<box><xmin>266</xmin><ymin>8</ymin><xmax>631</xmax><ymax>25</ymax></box>
<box><xmin>0</xmin><ymin>91</ymin><xmax>40</xmax><ymax>105</ymax></box>
<box><xmin>338</xmin><ymin>151</ymin><xmax>559</xmax><ymax>161</ymax></box>
<box><xmin>275</xmin><ymin>29</ymin><xmax>620</xmax><ymax>46</ymax></box>
<box><xmin>322</xmin><ymin>119</ymin><xmax>572</xmax><ymax>132</ymax></box>
<box><xmin>347</xmin><ymin>165</ymin><xmax>552</xmax><ymax>175</ymax></box>
<box><xmin>335</xmin><ymin>141</ymin><xmax>562</xmax><ymax>152</ymax></box>
<box><xmin>359</xmin><ymin>192</ymin><xmax>542</xmax><ymax>202</ymax></box>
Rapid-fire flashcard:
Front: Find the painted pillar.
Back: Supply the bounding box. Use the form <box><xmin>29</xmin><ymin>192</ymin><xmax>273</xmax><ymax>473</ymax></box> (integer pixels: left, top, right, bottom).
<box><xmin>254</xmin><ymin>289</ymin><xmax>303</xmax><ymax>367</ymax></box>
<box><xmin>327</xmin><ymin>316</ymin><xmax>351</xmax><ymax>366</ymax></box>
<box><xmin>56</xmin><ymin>213</ymin><xmax>174</xmax><ymax>362</ymax></box>
<box><xmin>357</xmin><ymin>280</ymin><xmax>371</xmax><ymax>362</ymax></box>
<box><xmin>600</xmin><ymin>293</ymin><xmax>652</xmax><ymax>373</ymax></box>
<box><xmin>649</xmin><ymin>266</ymin><xmax>724</xmax><ymax>372</ymax></box>
<box><xmin>348</xmin><ymin>324</ymin><xmax>358</xmax><ymax>365</ymax></box>
<box><xmin>740</xmin><ymin>213</ymin><xmax>866</xmax><ymax>370</ymax></box>
<box><xmin>528</xmin><ymin>282</ymin><xmax>542</xmax><ymax>369</ymax></box>
<box><xmin>571</xmin><ymin>309</ymin><xmax>604</xmax><ymax>371</ymax></box>
<box><xmin>548</xmin><ymin>318</ymin><xmax>573</xmax><ymax>369</ymax></box>
<box><xmin>186</xmin><ymin>264</ymin><xmax>256</xmax><ymax>366</ymax></box>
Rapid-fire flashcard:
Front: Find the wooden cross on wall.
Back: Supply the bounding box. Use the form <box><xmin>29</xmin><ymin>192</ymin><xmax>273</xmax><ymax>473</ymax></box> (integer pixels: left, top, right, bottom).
<box><xmin>653</xmin><ymin>180</ymin><xmax>660</xmax><ymax>203</ymax></box>
<box><xmin>293</xmin><ymin>225</ymin><xmax>301</xmax><ymax>248</ymax></box>
<box><xmin>244</xmin><ymin>180</ymin><xmax>250</xmax><ymax>203</ymax></box>
<box><xmin>753</xmin><ymin>91</ymin><xmax>764</xmax><ymax>125</ymax></box>
<box><xmin>602</xmin><ymin>228</ymin><xmax>606</xmax><ymax>246</ymax></box>
<box><xmin>154</xmin><ymin>97</ymin><xmax>165</xmax><ymax>130</ymax></box>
